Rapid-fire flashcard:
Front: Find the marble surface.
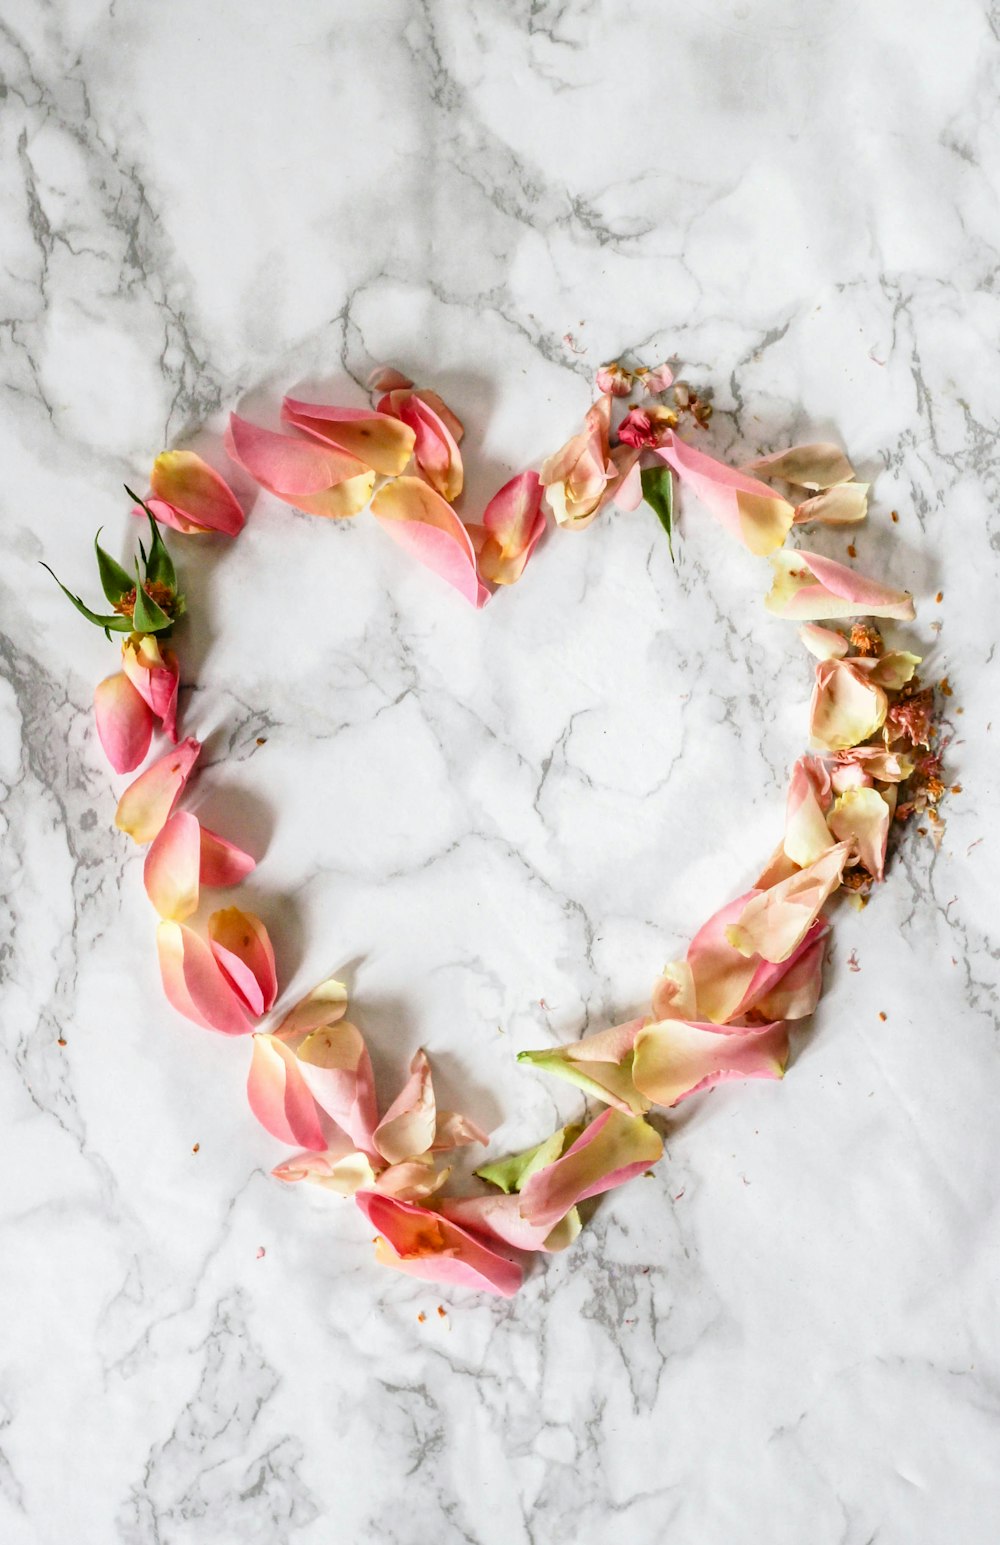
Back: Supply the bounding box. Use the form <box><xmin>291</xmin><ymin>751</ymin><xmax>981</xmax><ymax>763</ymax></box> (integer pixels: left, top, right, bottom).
<box><xmin>2</xmin><ymin>1</ymin><xmax>999</xmax><ymax>1540</ymax></box>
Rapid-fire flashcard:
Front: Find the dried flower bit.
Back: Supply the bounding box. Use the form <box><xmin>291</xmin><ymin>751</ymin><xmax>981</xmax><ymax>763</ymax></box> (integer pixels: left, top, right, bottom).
<box><xmin>846</xmin><ymin>543</ymin><xmax>857</xmax><ymax>559</ymax></box>
<box><xmin>939</xmin><ymin>676</ymin><xmax>953</xmax><ymax>697</ymax></box>
<box><xmin>849</xmin><ymin>622</ymin><xmax>883</xmax><ymax>657</ymax></box>
<box><xmin>890</xmin><ymin>510</ymin><xmax>900</xmax><ymax>523</ymax></box>
<box><xmin>935</xmin><ymin>591</ymin><xmax>943</xmax><ymax>603</ymax></box>
<box><xmin>878</xmin><ymin>1011</ymin><xmax>887</xmax><ymax>1022</ymax></box>
<box><xmin>671</xmin><ymin>380</ymin><xmax>713</xmax><ymax>427</ymax></box>
<box><xmin>841</xmin><ymin>867</ymin><xmax>873</xmax><ymax>895</ymax></box>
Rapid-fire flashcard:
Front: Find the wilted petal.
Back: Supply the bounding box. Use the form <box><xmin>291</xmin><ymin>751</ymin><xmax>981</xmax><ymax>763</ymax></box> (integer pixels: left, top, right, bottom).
<box><xmin>156</xmin><ymin>920</ymin><xmax>255</xmax><ymax>1035</ymax></box>
<box><xmin>785</xmin><ymin>756</ymin><xmax>836</xmax><ymax>866</ymax></box>
<box><xmin>282</xmin><ymin>397</ymin><xmax>415</xmax><ymax>476</ymax></box>
<box><xmin>834</xmin><ymin>746</ymin><xmax>914</xmax><ymax>784</ymax></box>
<box><xmin>199</xmin><ymin>826</ymin><xmax>256</xmax><ymax>887</ymax></box>
<box><xmin>147</xmin><ymin>450</ymin><xmax>245</xmax><ymax>536</ymax></box>
<box><xmin>115</xmin><ymin>738</ymin><xmax>201</xmax><ymax>844</ymax></box>
<box><xmin>121</xmin><ymin>634</ymin><xmax>180</xmax><ymax>742</ymax></box>
<box><xmin>371</xmin><ymin>476</ymin><xmax>489</xmax><ymax>607</ymax></box>
<box><xmin>863</xmin><ymin>650</ymin><xmax>921</xmax><ymax>690</ymax></box>
<box><xmin>466</xmin><ymin>470</ymin><xmax>545</xmax><ymax>586</ymax></box>
<box><xmin>440</xmin><ymin>1193</ymin><xmax>581</xmax><ymax>1253</ymax></box>
<box><xmin>809</xmin><ymin>658</ymin><xmax>888</xmax><ymax>751</ymax></box>
<box><xmin>225</xmin><ymin>413</ymin><xmax>375</xmax><ymax>519</ymax></box>
<box><xmin>275</xmin><ymin>976</ymin><xmax>349</xmax><ymax>1037</ymax></box>
<box><xmin>650</xmin><ymin>960</ymin><xmax>699</xmax><ymax>1021</ymax></box>
<box><xmin>635</xmin><ymin>362</ymin><xmax>674</xmax><ymax>395</ymax></box>
<box><xmin>432</xmin><ymin>1111</ymin><xmax>489</xmax><ymax>1152</ymax></box>
<box><xmin>518</xmin><ymin>1109</ymin><xmax>663</xmax><ymax>1232</ymax></box>
<box><xmin>377</xmin><ymin>389</ymin><xmax>464</xmax><ymax>501</ymax></box>
<box><xmin>247</xmin><ymin>1034</ymin><xmax>328</xmax><ymax>1151</ymax></box>
<box><xmin>828</xmin><ymin>785</ymin><xmax>892</xmax><ymax>880</ymax></box>
<box><xmin>207</xmin><ymin>907</ymin><xmax>277</xmax><ymax>1016</ymax></box>
<box><xmin>373</xmin><ymin>1158</ymin><xmax>452</xmax><ymax>1203</ymax></box>
<box><xmin>94</xmin><ymin>672</ymin><xmax>153</xmax><ymax>773</ymax></box>
<box><xmin>766</xmin><ymin>549</ymin><xmax>916</xmax><ymax>621</ymax></box>
<box><xmin>517</xmin><ymin>1019</ymin><xmax>649</xmax><ymax>1114</ymax></box>
<box><xmin>633</xmin><ymin>1017</ymin><xmax>789</xmax><ymax>1107</ymax></box>
<box><xmin>793</xmin><ymin>484</ymin><xmax>869</xmax><ymax>526</ymax></box>
<box><xmin>745</xmin><ymin>442</ymin><xmax>855</xmax><ymax>489</ymax></box>
<box><xmin>144</xmin><ymin>809</ymin><xmax>201</xmax><ymax>920</ymax></box>
<box><xmin>374</xmin><ymin>1049</ymin><xmax>436</xmax><ymax>1165</ymax></box>
<box><xmin>799</xmin><ymin>623</ymin><xmax>849</xmax><ymax>660</ymax></box>
<box><xmin>540</xmin><ymin>397</ymin><xmax>614</xmax><ymax>530</ymax></box>
<box><xmin>356</xmin><ymin>1191</ymin><xmax>524</xmax><ymax>1297</ymax></box>
<box><xmin>273</xmin><ymin>1148</ymin><xmax>376</xmax><ymax>1193</ymax></box>
<box><xmin>595</xmin><ymin>361</ymin><xmax>632</xmax><ymax>397</ymax></box>
<box><xmin>657</xmin><ymin>433</ymin><xmax>794</xmax><ymax>555</ymax></box>
<box><xmin>726</xmin><ymin>844</ymin><xmax>851</xmax><ymax>963</ymax></box>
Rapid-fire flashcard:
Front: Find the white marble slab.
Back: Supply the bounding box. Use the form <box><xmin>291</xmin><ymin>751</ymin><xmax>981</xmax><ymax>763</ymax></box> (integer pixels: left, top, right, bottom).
<box><xmin>2</xmin><ymin>1</ymin><xmax>999</xmax><ymax>1540</ymax></box>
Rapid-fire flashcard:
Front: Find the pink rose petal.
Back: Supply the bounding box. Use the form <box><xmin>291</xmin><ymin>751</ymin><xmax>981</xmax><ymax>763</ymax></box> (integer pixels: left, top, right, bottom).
<box><xmin>355</xmin><ymin>1191</ymin><xmax>524</xmax><ymax>1297</ymax></box>
<box><xmin>370</xmin><ymin>476</ymin><xmax>489</xmax><ymax>607</ymax></box>
<box><xmin>766</xmin><ymin>549</ymin><xmax>916</xmax><ymax>621</ymax></box>
<box><xmin>145</xmin><ymin>450</ymin><xmax>245</xmax><ymax>536</ymax></box>
<box><xmin>633</xmin><ymin>1017</ymin><xmax>790</xmax><ymax>1107</ymax></box>
<box><xmin>281</xmin><ymin>397</ymin><xmax>415</xmax><ymax>477</ymax></box>
<box><xmin>156</xmin><ymin>919</ymin><xmax>255</xmax><ymax>1035</ymax></box>
<box><xmin>115</xmin><ymin>738</ymin><xmax>201</xmax><ymax>845</ymax></box>
<box><xmin>657</xmin><ymin>432</ymin><xmax>795</xmax><ymax>555</ymax></box>
<box><xmin>207</xmin><ymin>907</ymin><xmax>277</xmax><ymax>1016</ymax></box>
<box><xmin>143</xmin><ymin>809</ymin><xmax>201</xmax><ymax>921</ymax></box>
<box><xmin>225</xmin><ymin>413</ymin><xmax>375</xmax><ymax>519</ymax></box>
<box><xmin>94</xmin><ymin>672</ymin><xmax>153</xmax><ymax>774</ymax></box>
<box><xmin>247</xmin><ymin>1034</ymin><xmax>328</xmax><ymax>1151</ymax></box>
<box><xmin>517</xmin><ymin>1109</ymin><xmax>663</xmax><ymax>1232</ymax></box>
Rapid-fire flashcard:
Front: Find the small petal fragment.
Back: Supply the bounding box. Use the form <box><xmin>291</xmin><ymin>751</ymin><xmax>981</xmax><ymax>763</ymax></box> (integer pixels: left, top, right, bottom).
<box><xmin>745</xmin><ymin>442</ymin><xmax>855</xmax><ymax>489</ymax></box>
<box><xmin>517</xmin><ymin>1109</ymin><xmax>663</xmax><ymax>1232</ymax></box>
<box><xmin>156</xmin><ymin>920</ymin><xmax>255</xmax><ymax>1035</ymax></box>
<box><xmin>207</xmin><ymin>908</ymin><xmax>277</xmax><ymax>1016</ymax></box>
<box><xmin>355</xmin><ymin>1191</ymin><xmax>524</xmax><ymax>1297</ymax></box>
<box><xmin>146</xmin><ymin>450</ymin><xmax>245</xmax><ymax>536</ymax></box>
<box><xmin>225</xmin><ymin>413</ymin><xmax>375</xmax><ymax>519</ymax></box>
<box><xmin>94</xmin><ymin>672</ymin><xmax>153</xmax><ymax>773</ymax></box>
<box><xmin>371</xmin><ymin>476</ymin><xmax>489</xmax><ymax>607</ymax></box>
<box><xmin>799</xmin><ymin>623</ymin><xmax>849</xmax><ymax>661</ymax></box>
<box><xmin>282</xmin><ymin>397</ymin><xmax>415</xmax><ymax>476</ymax></box>
<box><xmin>633</xmin><ymin>1017</ymin><xmax>789</xmax><ymax>1107</ymax></box>
<box><xmin>115</xmin><ymin>738</ymin><xmax>201</xmax><ymax>844</ymax></box>
<box><xmin>766</xmin><ymin>549</ymin><xmax>916</xmax><ymax>622</ymax></box>
<box><xmin>596</xmin><ymin>361</ymin><xmax>632</xmax><ymax>397</ymax></box>
<box><xmin>725</xmin><ymin>844</ymin><xmax>851</xmax><ymax>963</ymax></box>
<box><xmin>373</xmin><ymin>1049</ymin><xmax>436</xmax><ymax>1165</ymax></box>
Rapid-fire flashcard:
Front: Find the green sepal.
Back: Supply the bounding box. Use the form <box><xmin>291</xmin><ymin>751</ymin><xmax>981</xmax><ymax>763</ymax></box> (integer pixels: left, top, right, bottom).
<box><xmin>641</xmin><ymin>463</ymin><xmax>674</xmax><ymax>560</ymax></box>
<box><xmin>475</xmin><ymin>1121</ymin><xmax>583</xmax><ymax>1194</ymax></box>
<box><xmin>142</xmin><ymin>510</ymin><xmax>176</xmax><ymax>591</ymax></box>
<box><xmin>40</xmin><ymin>563</ymin><xmax>131</xmax><ymax>633</ymax></box>
<box><xmin>93</xmin><ymin>529</ymin><xmax>134</xmax><ymax>605</ymax></box>
<box><xmin>131</xmin><ymin>560</ymin><xmax>173</xmax><ymax>634</ymax></box>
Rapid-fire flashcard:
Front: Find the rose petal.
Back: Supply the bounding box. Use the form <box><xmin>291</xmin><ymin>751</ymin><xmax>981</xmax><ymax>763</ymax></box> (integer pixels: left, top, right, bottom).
<box><xmin>650</xmin><ymin>960</ymin><xmax>700</xmax><ymax>1021</ymax></box>
<box><xmin>475</xmin><ymin>1124</ymin><xmax>582</xmax><ymax>1195</ymax></box>
<box><xmin>517</xmin><ymin>1109</ymin><xmax>663</xmax><ymax>1232</ymax></box>
<box><xmin>863</xmin><ymin>650</ymin><xmax>921</xmax><ymax>690</ymax></box>
<box><xmin>199</xmin><ymin>826</ymin><xmax>256</xmax><ymax>887</ymax></box>
<box><xmin>121</xmin><ymin>634</ymin><xmax>180</xmax><ymax>742</ymax></box>
<box><xmin>766</xmin><ymin>549</ymin><xmax>916</xmax><ymax>621</ymax></box>
<box><xmin>378</xmin><ymin>390</ymin><xmax>463</xmax><ymax>501</ymax></box>
<box><xmin>247</xmin><ymin>1034</ymin><xmax>329</xmax><ymax>1151</ymax></box>
<box><xmin>144</xmin><ymin>810</ymin><xmax>201</xmax><ymax>920</ymax></box>
<box><xmin>367</xmin><ymin>365</ymin><xmax>413</xmax><ymax>393</ymax></box>
<box><xmin>281</xmin><ymin>397</ymin><xmax>416</xmax><ymax>476</ymax></box>
<box><xmin>115</xmin><ymin>738</ymin><xmax>201</xmax><ymax>844</ymax></box>
<box><xmin>596</xmin><ymin>362</ymin><xmax>632</xmax><ymax>397</ymax></box>
<box><xmin>275</xmin><ymin>976</ymin><xmax>349</xmax><ymax>1038</ymax></box>
<box><xmin>225</xmin><ymin>413</ymin><xmax>375</xmax><ymax>518</ymax></box>
<box><xmin>156</xmin><ymin>919</ymin><xmax>255</xmax><ymax>1035</ymax></box>
<box><xmin>809</xmin><ymin>658</ymin><xmax>888</xmax><ymax>752</ymax></box>
<box><xmin>148</xmin><ymin>450</ymin><xmax>245</xmax><ymax>536</ymax></box>
<box><xmin>633</xmin><ymin>1017</ymin><xmax>789</xmax><ymax>1107</ymax></box>
<box><xmin>793</xmin><ymin>483</ymin><xmax>869</xmax><ymax>526</ymax></box>
<box><xmin>656</xmin><ymin>433</ymin><xmax>795</xmax><ymax>555</ymax></box>
<box><xmin>273</xmin><ymin>1148</ymin><xmax>377</xmax><ymax>1193</ymax></box>
<box><xmin>432</xmin><ymin>1111</ymin><xmax>489</xmax><ymax>1152</ymax></box>
<box><xmin>466</xmin><ymin>470</ymin><xmax>545</xmax><ymax>586</ymax></box>
<box><xmin>355</xmin><ymin>1191</ymin><xmax>524</xmax><ymax>1297</ymax></box>
<box><xmin>94</xmin><ymin>672</ymin><xmax>153</xmax><ymax>773</ymax></box>
<box><xmin>290</xmin><ymin>1019</ymin><xmax>380</xmax><ymax>1158</ymax></box>
<box><xmin>440</xmin><ymin>1193</ymin><xmax>581</xmax><ymax>1253</ymax></box>
<box><xmin>725</xmin><ymin>844</ymin><xmax>851</xmax><ymax>963</ymax></box>
<box><xmin>636</xmin><ymin>362</ymin><xmax>674</xmax><ymax>395</ymax></box>
<box><xmin>744</xmin><ymin>443</ymin><xmax>855</xmax><ymax>489</ymax></box>
<box><xmin>799</xmin><ymin>623</ymin><xmax>849</xmax><ymax>660</ymax></box>
<box><xmin>540</xmin><ymin>397</ymin><xmax>614</xmax><ymax>530</ymax></box>
<box><xmin>207</xmin><ymin>907</ymin><xmax>277</xmax><ymax>1016</ymax></box>
<box><xmin>370</xmin><ymin>476</ymin><xmax>489</xmax><ymax>607</ymax></box>
<box><xmin>517</xmin><ymin>1019</ymin><xmax>650</xmax><ymax>1114</ymax></box>
<box><xmin>828</xmin><ymin>786</ymin><xmax>892</xmax><ymax>880</ymax></box>
<box><xmin>373</xmin><ymin>1049</ymin><xmax>436</xmax><ymax>1164</ymax></box>
<box><xmin>785</xmin><ymin>756</ymin><xmax>836</xmax><ymax>866</ymax></box>
<box><xmin>689</xmin><ymin>893</ymin><xmax>832</xmax><ymax>1022</ymax></box>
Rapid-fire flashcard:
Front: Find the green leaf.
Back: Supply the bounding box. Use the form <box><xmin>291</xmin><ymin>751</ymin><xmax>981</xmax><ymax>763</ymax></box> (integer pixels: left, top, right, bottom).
<box><xmin>40</xmin><ymin>563</ymin><xmax>131</xmax><ymax>632</ymax></box>
<box><xmin>131</xmin><ymin>561</ymin><xmax>172</xmax><ymax>634</ymax></box>
<box><xmin>641</xmin><ymin>464</ymin><xmax>674</xmax><ymax>560</ymax></box>
<box><xmin>93</xmin><ymin>528</ymin><xmax>134</xmax><ymax>605</ymax></box>
<box><xmin>142</xmin><ymin>510</ymin><xmax>176</xmax><ymax>590</ymax></box>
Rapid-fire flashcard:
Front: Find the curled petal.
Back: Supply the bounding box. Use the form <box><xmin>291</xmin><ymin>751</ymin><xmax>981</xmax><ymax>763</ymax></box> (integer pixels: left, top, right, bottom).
<box><xmin>199</xmin><ymin>826</ymin><xmax>256</xmax><ymax>887</ymax></box>
<box><xmin>753</xmin><ymin>928</ymin><xmax>827</xmax><ymax>1020</ymax></box>
<box><xmin>863</xmin><ymin>650</ymin><xmax>921</xmax><ymax>690</ymax></box>
<box><xmin>290</xmin><ymin>1020</ymin><xmax>379</xmax><ymax>1157</ymax></box>
<box><xmin>726</xmin><ymin>844</ymin><xmax>851</xmax><ymax>963</ymax></box>
<box><xmin>355</xmin><ymin>1191</ymin><xmax>524</xmax><ymax>1297</ymax></box>
<box><xmin>207</xmin><ymin>907</ymin><xmax>277</xmax><ymax>1016</ymax></box>
<box><xmin>275</xmin><ymin>976</ymin><xmax>349</xmax><ymax>1038</ymax></box>
<box><xmin>377</xmin><ymin>389</ymin><xmax>463</xmax><ymax>501</ymax></box>
<box><xmin>374</xmin><ymin>1049</ymin><xmax>436</xmax><ymax>1165</ymax></box>
<box><xmin>115</xmin><ymin>738</ymin><xmax>201</xmax><ymax>844</ymax></box>
<box><xmin>144</xmin><ymin>810</ymin><xmax>201</xmax><ymax>920</ymax></box>
<box><xmin>744</xmin><ymin>442</ymin><xmax>855</xmax><ymax>489</ymax></box>
<box><xmin>518</xmin><ymin>1109</ymin><xmax>663</xmax><ymax>1232</ymax></box>
<box><xmin>273</xmin><ymin>1148</ymin><xmax>377</xmax><ymax>1193</ymax></box>
<box><xmin>94</xmin><ymin>672</ymin><xmax>153</xmax><ymax>773</ymax></box>
<box><xmin>828</xmin><ymin>786</ymin><xmax>892</xmax><ymax>880</ymax></box>
<box><xmin>657</xmin><ymin>433</ymin><xmax>794</xmax><ymax>555</ymax></box>
<box><xmin>281</xmin><ymin>397</ymin><xmax>415</xmax><ymax>476</ymax></box>
<box><xmin>650</xmin><ymin>960</ymin><xmax>699</xmax><ymax>1021</ymax></box>
<box><xmin>540</xmin><ymin>397</ymin><xmax>614</xmax><ymax>530</ymax></box>
<box><xmin>689</xmin><ymin>890</ymin><xmax>833</xmax><ymax>1022</ymax></box>
<box><xmin>785</xmin><ymin>756</ymin><xmax>836</xmax><ymax>866</ymax></box>
<box><xmin>440</xmin><ymin>1193</ymin><xmax>581</xmax><ymax>1253</ymax></box>
<box><xmin>121</xmin><ymin>634</ymin><xmax>180</xmax><ymax>742</ymax></box>
<box><xmin>595</xmin><ymin>361</ymin><xmax>632</xmax><ymax>397</ymax></box>
<box><xmin>766</xmin><ymin>549</ymin><xmax>916</xmax><ymax>622</ymax></box>
<box><xmin>635</xmin><ymin>362</ymin><xmax>674</xmax><ymax>395</ymax></box>
<box><xmin>809</xmin><ymin>658</ymin><xmax>888</xmax><ymax>752</ymax></box>
<box><xmin>156</xmin><ymin>920</ymin><xmax>255</xmax><ymax>1035</ymax></box>
<box><xmin>834</xmin><ymin>746</ymin><xmax>914</xmax><ymax>784</ymax></box>
<box><xmin>517</xmin><ymin>1019</ymin><xmax>650</xmax><ymax>1115</ymax></box>
<box><xmin>475</xmin><ymin>1124</ymin><xmax>582</xmax><ymax>1195</ymax></box>
<box><xmin>633</xmin><ymin>1018</ymin><xmax>789</xmax><ymax>1107</ymax></box>
<box><xmin>373</xmin><ymin>1159</ymin><xmax>452</xmax><ymax>1203</ymax></box>
<box><xmin>370</xmin><ymin>476</ymin><xmax>489</xmax><ymax>607</ymax></box>
<box><xmin>247</xmin><ymin>1034</ymin><xmax>328</xmax><ymax>1151</ymax></box>
<box><xmin>466</xmin><ymin>470</ymin><xmax>545</xmax><ymax>586</ymax></box>
<box><xmin>793</xmin><ymin>484</ymin><xmax>869</xmax><ymax>526</ymax></box>
<box><xmin>146</xmin><ymin>450</ymin><xmax>245</xmax><ymax>537</ymax></box>
<box><xmin>225</xmin><ymin>413</ymin><xmax>374</xmax><ymax>519</ymax></box>
<box><xmin>799</xmin><ymin>623</ymin><xmax>849</xmax><ymax>660</ymax></box>
<box><xmin>609</xmin><ymin>445</ymin><xmax>643</xmax><ymax>510</ymax></box>
<box><xmin>432</xmin><ymin>1111</ymin><xmax>489</xmax><ymax>1153</ymax></box>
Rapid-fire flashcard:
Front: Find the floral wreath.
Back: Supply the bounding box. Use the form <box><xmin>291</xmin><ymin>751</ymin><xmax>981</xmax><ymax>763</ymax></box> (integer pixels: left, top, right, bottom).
<box><xmin>47</xmin><ymin>358</ymin><xmax>949</xmax><ymax>1298</ymax></box>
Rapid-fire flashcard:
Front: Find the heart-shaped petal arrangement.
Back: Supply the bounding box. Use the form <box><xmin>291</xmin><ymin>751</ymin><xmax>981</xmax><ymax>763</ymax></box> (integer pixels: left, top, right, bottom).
<box><xmin>46</xmin><ymin>357</ymin><xmax>951</xmax><ymax>1298</ymax></box>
